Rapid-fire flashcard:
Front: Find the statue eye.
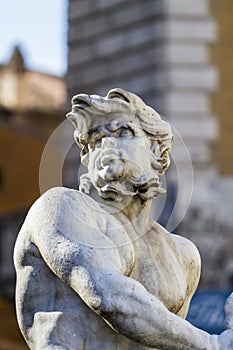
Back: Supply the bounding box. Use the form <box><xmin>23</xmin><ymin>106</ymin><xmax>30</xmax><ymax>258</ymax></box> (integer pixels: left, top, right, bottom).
<box><xmin>94</xmin><ymin>138</ymin><xmax>102</xmax><ymax>146</ymax></box>
<box><xmin>118</xmin><ymin>128</ymin><xmax>134</xmax><ymax>138</ymax></box>
<box><xmin>89</xmin><ymin>137</ymin><xmax>102</xmax><ymax>150</ymax></box>
<box><xmin>88</xmin><ymin>130</ymin><xmax>103</xmax><ymax>149</ymax></box>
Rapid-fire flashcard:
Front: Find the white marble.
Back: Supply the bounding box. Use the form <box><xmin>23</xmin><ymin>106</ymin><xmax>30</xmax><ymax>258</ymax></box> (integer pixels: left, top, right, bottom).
<box><xmin>14</xmin><ymin>88</ymin><xmax>233</xmax><ymax>349</ymax></box>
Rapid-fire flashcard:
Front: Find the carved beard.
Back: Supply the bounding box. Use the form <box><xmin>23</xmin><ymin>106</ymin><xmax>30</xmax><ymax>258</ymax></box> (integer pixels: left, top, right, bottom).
<box><xmin>91</xmin><ymin>153</ymin><xmax>165</xmax><ymax>201</ymax></box>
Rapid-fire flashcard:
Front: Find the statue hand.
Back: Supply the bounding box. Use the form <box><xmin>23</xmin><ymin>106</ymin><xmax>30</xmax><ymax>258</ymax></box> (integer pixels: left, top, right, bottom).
<box><xmin>225</xmin><ymin>292</ymin><xmax>233</xmax><ymax>329</ymax></box>
<box><xmin>210</xmin><ymin>293</ymin><xmax>233</xmax><ymax>349</ymax></box>
<box><xmin>209</xmin><ymin>293</ymin><xmax>233</xmax><ymax>349</ymax></box>
<box><xmin>212</xmin><ymin>330</ymin><xmax>233</xmax><ymax>349</ymax></box>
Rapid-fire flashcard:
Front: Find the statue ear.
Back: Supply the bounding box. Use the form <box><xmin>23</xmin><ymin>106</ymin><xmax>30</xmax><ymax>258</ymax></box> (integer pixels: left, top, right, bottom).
<box><xmin>151</xmin><ymin>141</ymin><xmax>161</xmax><ymax>158</ymax></box>
<box><xmin>72</xmin><ymin>130</ymin><xmax>89</xmax><ymax>167</ymax></box>
<box><xmin>79</xmin><ymin>173</ymin><xmax>92</xmax><ymax>194</ymax></box>
<box><xmin>150</xmin><ymin>139</ymin><xmax>171</xmax><ymax>175</ymax></box>
<box><xmin>80</xmin><ymin>152</ymin><xmax>89</xmax><ymax>167</ymax></box>
<box><xmin>159</xmin><ymin>149</ymin><xmax>171</xmax><ymax>174</ymax></box>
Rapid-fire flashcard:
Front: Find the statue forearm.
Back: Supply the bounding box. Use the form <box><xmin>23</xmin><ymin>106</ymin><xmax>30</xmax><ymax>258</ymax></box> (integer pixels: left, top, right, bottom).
<box><xmin>96</xmin><ymin>274</ymin><xmax>233</xmax><ymax>349</ymax></box>
<box><xmin>86</xmin><ymin>273</ymin><xmax>212</xmax><ymax>349</ymax></box>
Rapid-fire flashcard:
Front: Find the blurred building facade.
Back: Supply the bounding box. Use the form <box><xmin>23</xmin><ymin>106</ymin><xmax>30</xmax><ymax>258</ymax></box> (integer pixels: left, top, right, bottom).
<box><xmin>0</xmin><ymin>46</ymin><xmax>67</xmax><ymax>349</ymax></box>
<box><xmin>66</xmin><ymin>0</ymin><xmax>233</xmax><ymax>290</ymax></box>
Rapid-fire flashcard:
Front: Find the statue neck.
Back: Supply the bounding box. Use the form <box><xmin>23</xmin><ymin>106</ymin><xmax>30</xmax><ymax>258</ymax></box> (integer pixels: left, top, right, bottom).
<box><xmin>90</xmin><ymin>189</ymin><xmax>152</xmax><ymax>234</ymax></box>
<box><xmin>117</xmin><ymin>196</ymin><xmax>153</xmax><ymax>234</ymax></box>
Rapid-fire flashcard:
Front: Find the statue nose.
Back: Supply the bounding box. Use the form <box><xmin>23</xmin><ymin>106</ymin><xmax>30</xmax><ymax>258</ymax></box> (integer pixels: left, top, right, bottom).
<box><xmin>101</xmin><ymin>137</ymin><xmax>127</xmax><ymax>163</ymax></box>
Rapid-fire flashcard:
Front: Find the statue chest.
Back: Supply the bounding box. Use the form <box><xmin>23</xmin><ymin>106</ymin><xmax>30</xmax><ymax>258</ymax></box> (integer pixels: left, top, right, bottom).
<box><xmin>130</xmin><ymin>229</ymin><xmax>187</xmax><ymax>314</ymax></box>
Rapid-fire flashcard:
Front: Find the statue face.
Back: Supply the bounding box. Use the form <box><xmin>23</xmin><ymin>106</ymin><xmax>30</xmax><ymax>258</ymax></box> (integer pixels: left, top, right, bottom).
<box><xmin>86</xmin><ymin>117</ymin><xmax>158</xmax><ymax>200</ymax></box>
<box><xmin>67</xmin><ymin>88</ymin><xmax>171</xmax><ymax>200</ymax></box>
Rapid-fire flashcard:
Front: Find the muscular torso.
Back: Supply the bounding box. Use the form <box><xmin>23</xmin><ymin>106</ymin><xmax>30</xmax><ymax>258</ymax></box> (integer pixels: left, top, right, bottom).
<box><xmin>14</xmin><ymin>188</ymin><xmax>199</xmax><ymax>349</ymax></box>
<box><xmin>131</xmin><ymin>228</ymin><xmax>187</xmax><ymax>316</ymax></box>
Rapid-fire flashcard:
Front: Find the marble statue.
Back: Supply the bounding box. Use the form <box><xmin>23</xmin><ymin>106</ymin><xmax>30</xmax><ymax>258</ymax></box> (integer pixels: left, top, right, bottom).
<box><xmin>14</xmin><ymin>88</ymin><xmax>233</xmax><ymax>349</ymax></box>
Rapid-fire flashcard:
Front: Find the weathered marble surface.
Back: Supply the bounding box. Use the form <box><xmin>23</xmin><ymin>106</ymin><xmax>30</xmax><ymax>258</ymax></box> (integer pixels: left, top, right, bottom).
<box><xmin>14</xmin><ymin>88</ymin><xmax>233</xmax><ymax>349</ymax></box>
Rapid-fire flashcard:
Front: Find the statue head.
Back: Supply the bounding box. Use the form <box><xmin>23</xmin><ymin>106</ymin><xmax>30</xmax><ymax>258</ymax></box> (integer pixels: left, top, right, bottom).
<box><xmin>67</xmin><ymin>88</ymin><xmax>173</xmax><ymax>201</ymax></box>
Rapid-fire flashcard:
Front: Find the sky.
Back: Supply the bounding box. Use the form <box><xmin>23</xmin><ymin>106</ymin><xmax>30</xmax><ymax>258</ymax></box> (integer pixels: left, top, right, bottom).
<box><xmin>0</xmin><ymin>0</ymin><xmax>68</xmax><ymax>76</ymax></box>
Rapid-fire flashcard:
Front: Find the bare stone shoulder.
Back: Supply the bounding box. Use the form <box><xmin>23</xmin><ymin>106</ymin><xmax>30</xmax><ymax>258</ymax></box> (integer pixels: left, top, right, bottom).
<box><xmin>22</xmin><ymin>187</ymin><xmax>84</xmax><ymax>225</ymax></box>
<box><xmin>24</xmin><ymin>187</ymin><xmax>109</xmax><ymax>243</ymax></box>
<box><xmin>170</xmin><ymin>233</ymin><xmax>201</xmax><ymax>275</ymax></box>
<box><xmin>150</xmin><ymin>221</ymin><xmax>201</xmax><ymax>276</ymax></box>
<box><xmin>30</xmin><ymin>186</ymin><xmax>96</xmax><ymax>224</ymax></box>
<box><xmin>14</xmin><ymin>187</ymin><xmax>88</xmax><ymax>268</ymax></box>
<box><xmin>170</xmin><ymin>233</ymin><xmax>201</xmax><ymax>303</ymax></box>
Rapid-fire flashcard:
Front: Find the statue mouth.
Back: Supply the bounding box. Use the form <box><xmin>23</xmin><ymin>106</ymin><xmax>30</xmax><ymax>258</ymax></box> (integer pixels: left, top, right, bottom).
<box><xmin>96</xmin><ymin>149</ymin><xmax>125</xmax><ymax>169</ymax></box>
<box><xmin>97</xmin><ymin>157</ymin><xmax>124</xmax><ymax>172</ymax></box>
